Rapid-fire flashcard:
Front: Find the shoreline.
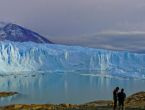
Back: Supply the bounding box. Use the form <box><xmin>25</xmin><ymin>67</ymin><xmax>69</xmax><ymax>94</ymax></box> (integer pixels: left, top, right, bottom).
<box><xmin>0</xmin><ymin>91</ymin><xmax>145</xmax><ymax>110</ymax></box>
<box><xmin>0</xmin><ymin>92</ymin><xmax>18</xmax><ymax>98</ymax></box>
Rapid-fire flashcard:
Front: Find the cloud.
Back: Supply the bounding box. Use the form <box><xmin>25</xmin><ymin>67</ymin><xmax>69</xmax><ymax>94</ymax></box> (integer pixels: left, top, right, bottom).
<box><xmin>49</xmin><ymin>31</ymin><xmax>145</xmax><ymax>53</ymax></box>
<box><xmin>0</xmin><ymin>0</ymin><xmax>145</xmax><ymax>37</ymax></box>
<box><xmin>0</xmin><ymin>0</ymin><xmax>145</xmax><ymax>52</ymax></box>
<box><xmin>94</xmin><ymin>31</ymin><xmax>145</xmax><ymax>35</ymax></box>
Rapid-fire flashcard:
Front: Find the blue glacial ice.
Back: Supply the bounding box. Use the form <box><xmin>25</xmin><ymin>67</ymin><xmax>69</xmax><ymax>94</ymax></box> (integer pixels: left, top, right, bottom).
<box><xmin>0</xmin><ymin>41</ymin><xmax>145</xmax><ymax>79</ymax></box>
<box><xmin>1</xmin><ymin>41</ymin><xmax>145</xmax><ymax>105</ymax></box>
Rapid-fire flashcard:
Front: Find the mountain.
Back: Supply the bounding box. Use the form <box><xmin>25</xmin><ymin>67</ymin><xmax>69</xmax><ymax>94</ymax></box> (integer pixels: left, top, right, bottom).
<box><xmin>0</xmin><ymin>22</ymin><xmax>52</xmax><ymax>43</ymax></box>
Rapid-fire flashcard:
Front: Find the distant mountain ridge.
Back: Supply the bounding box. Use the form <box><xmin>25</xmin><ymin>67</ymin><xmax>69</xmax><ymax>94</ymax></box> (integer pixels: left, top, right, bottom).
<box><xmin>0</xmin><ymin>22</ymin><xmax>52</xmax><ymax>43</ymax></box>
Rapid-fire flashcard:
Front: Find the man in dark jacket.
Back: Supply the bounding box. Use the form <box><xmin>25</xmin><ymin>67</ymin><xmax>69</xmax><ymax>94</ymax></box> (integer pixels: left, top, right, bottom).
<box><xmin>113</xmin><ymin>87</ymin><xmax>119</xmax><ymax>110</ymax></box>
<box><xmin>118</xmin><ymin>88</ymin><xmax>126</xmax><ymax>110</ymax></box>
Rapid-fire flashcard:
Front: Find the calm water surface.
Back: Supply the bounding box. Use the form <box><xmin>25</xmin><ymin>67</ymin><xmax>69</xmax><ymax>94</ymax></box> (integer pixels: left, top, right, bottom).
<box><xmin>0</xmin><ymin>71</ymin><xmax>145</xmax><ymax>105</ymax></box>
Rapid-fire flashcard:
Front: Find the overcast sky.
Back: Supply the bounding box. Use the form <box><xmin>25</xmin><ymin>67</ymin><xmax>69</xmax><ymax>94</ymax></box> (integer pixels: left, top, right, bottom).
<box><xmin>0</xmin><ymin>0</ymin><xmax>145</xmax><ymax>52</ymax></box>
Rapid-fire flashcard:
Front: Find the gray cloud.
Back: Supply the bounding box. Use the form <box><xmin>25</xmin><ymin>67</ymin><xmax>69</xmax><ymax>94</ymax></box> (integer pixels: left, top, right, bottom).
<box><xmin>0</xmin><ymin>0</ymin><xmax>145</xmax><ymax>52</ymax></box>
<box><xmin>50</xmin><ymin>31</ymin><xmax>145</xmax><ymax>53</ymax></box>
<box><xmin>0</xmin><ymin>0</ymin><xmax>145</xmax><ymax>35</ymax></box>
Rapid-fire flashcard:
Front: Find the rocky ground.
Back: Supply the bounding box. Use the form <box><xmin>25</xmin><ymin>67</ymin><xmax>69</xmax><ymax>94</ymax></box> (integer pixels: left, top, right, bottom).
<box><xmin>0</xmin><ymin>92</ymin><xmax>18</xmax><ymax>98</ymax></box>
<box><xmin>0</xmin><ymin>91</ymin><xmax>145</xmax><ymax>110</ymax></box>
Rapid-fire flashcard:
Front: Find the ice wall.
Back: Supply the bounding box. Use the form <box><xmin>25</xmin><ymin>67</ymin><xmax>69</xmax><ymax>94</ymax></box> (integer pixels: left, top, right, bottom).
<box><xmin>0</xmin><ymin>41</ymin><xmax>145</xmax><ymax>78</ymax></box>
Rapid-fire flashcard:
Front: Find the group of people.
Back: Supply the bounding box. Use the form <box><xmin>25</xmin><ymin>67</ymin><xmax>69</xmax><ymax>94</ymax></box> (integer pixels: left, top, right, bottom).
<box><xmin>113</xmin><ymin>87</ymin><xmax>126</xmax><ymax>110</ymax></box>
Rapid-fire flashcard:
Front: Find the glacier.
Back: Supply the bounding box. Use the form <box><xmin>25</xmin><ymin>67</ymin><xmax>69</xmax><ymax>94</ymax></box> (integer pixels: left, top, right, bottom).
<box><xmin>1</xmin><ymin>41</ymin><xmax>145</xmax><ymax>105</ymax></box>
<box><xmin>0</xmin><ymin>41</ymin><xmax>145</xmax><ymax>79</ymax></box>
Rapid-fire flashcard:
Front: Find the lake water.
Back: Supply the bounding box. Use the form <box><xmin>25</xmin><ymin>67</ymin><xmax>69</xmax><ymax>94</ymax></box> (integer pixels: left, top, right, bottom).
<box><xmin>0</xmin><ymin>71</ymin><xmax>145</xmax><ymax>105</ymax></box>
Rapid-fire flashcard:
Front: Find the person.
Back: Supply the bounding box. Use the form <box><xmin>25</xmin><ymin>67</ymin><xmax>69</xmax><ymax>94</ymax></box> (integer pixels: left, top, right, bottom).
<box><xmin>118</xmin><ymin>88</ymin><xmax>126</xmax><ymax>110</ymax></box>
<box><xmin>113</xmin><ymin>87</ymin><xmax>119</xmax><ymax>110</ymax></box>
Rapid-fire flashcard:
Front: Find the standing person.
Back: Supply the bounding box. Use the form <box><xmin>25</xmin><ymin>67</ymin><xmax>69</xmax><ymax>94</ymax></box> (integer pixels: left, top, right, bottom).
<box><xmin>113</xmin><ymin>87</ymin><xmax>119</xmax><ymax>110</ymax></box>
<box><xmin>118</xmin><ymin>88</ymin><xmax>126</xmax><ymax>110</ymax></box>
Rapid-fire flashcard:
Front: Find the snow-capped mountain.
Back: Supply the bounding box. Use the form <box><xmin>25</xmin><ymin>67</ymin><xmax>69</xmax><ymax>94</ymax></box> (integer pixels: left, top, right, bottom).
<box><xmin>0</xmin><ymin>22</ymin><xmax>52</xmax><ymax>43</ymax></box>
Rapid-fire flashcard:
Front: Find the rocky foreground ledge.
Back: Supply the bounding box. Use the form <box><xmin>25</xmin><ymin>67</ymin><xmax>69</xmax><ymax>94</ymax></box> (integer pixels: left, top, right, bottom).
<box><xmin>0</xmin><ymin>92</ymin><xmax>18</xmax><ymax>98</ymax></box>
<box><xmin>0</xmin><ymin>92</ymin><xmax>145</xmax><ymax>110</ymax></box>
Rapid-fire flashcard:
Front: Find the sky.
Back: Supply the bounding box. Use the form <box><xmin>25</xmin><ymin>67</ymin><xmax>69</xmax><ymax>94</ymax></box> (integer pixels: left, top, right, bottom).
<box><xmin>0</xmin><ymin>0</ymin><xmax>145</xmax><ymax>52</ymax></box>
